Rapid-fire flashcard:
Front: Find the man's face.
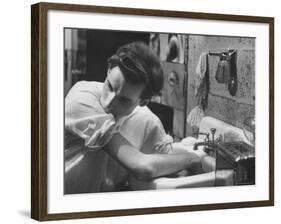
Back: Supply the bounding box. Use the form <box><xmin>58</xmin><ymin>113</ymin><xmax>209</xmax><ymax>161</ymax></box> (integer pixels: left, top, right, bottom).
<box><xmin>100</xmin><ymin>66</ymin><xmax>145</xmax><ymax>119</ymax></box>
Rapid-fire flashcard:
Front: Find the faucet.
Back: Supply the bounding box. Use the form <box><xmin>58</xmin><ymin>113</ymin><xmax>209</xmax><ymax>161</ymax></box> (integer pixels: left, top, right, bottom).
<box><xmin>193</xmin><ymin>128</ymin><xmax>222</xmax><ymax>151</ymax></box>
<box><xmin>195</xmin><ymin>132</ymin><xmax>210</xmax><ymax>142</ymax></box>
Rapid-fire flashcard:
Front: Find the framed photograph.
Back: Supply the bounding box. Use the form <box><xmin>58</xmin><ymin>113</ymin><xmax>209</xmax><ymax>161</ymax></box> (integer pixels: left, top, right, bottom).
<box><xmin>31</xmin><ymin>2</ymin><xmax>274</xmax><ymax>221</ymax></box>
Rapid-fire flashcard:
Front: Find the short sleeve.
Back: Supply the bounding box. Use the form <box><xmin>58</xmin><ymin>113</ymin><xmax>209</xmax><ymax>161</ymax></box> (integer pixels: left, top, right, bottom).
<box><xmin>117</xmin><ymin>106</ymin><xmax>173</xmax><ymax>154</ymax></box>
<box><xmin>142</xmin><ymin>115</ymin><xmax>174</xmax><ymax>154</ymax></box>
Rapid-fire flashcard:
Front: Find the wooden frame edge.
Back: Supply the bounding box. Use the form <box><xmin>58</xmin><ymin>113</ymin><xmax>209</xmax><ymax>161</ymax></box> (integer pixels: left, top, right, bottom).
<box><xmin>31</xmin><ymin>3</ymin><xmax>48</xmax><ymax>221</ymax></box>
<box><xmin>269</xmin><ymin>18</ymin><xmax>274</xmax><ymax>205</ymax></box>
<box><xmin>31</xmin><ymin>3</ymin><xmax>40</xmax><ymax>220</ymax></box>
<box><xmin>31</xmin><ymin>2</ymin><xmax>275</xmax><ymax>221</ymax></box>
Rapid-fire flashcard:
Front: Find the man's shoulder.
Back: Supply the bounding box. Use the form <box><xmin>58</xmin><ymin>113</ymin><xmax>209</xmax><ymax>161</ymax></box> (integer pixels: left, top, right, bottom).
<box><xmin>66</xmin><ymin>81</ymin><xmax>103</xmax><ymax>101</ymax></box>
<box><xmin>72</xmin><ymin>81</ymin><xmax>103</xmax><ymax>93</ymax></box>
<box><xmin>117</xmin><ymin>105</ymin><xmax>165</xmax><ymax>151</ymax></box>
<box><xmin>65</xmin><ymin>81</ymin><xmax>105</xmax><ymax>115</ymax></box>
<box><xmin>133</xmin><ymin>106</ymin><xmax>160</xmax><ymax>125</ymax></box>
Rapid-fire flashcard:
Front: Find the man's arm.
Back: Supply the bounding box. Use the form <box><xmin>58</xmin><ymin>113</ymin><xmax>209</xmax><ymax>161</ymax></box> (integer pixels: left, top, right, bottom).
<box><xmin>103</xmin><ymin>133</ymin><xmax>202</xmax><ymax>181</ymax></box>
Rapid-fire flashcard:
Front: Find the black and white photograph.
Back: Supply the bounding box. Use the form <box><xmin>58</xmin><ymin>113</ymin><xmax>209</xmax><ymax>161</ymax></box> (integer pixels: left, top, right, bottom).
<box><xmin>29</xmin><ymin>2</ymin><xmax>274</xmax><ymax>221</ymax></box>
<box><xmin>64</xmin><ymin>28</ymin><xmax>256</xmax><ymax>194</ymax></box>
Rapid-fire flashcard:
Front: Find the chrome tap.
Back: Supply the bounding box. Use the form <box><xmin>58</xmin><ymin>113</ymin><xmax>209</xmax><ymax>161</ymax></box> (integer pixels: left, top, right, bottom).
<box><xmin>193</xmin><ymin>128</ymin><xmax>222</xmax><ymax>152</ymax></box>
<box><xmin>195</xmin><ymin>132</ymin><xmax>210</xmax><ymax>142</ymax></box>
<box><xmin>193</xmin><ymin>141</ymin><xmax>218</xmax><ymax>151</ymax></box>
<box><xmin>210</xmin><ymin>128</ymin><xmax>216</xmax><ymax>143</ymax></box>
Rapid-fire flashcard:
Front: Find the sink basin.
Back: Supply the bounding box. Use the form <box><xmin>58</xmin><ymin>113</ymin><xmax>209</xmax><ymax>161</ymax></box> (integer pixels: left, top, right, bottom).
<box><xmin>130</xmin><ymin>171</ymin><xmax>216</xmax><ymax>190</ymax></box>
<box><xmin>130</xmin><ymin>139</ymin><xmax>238</xmax><ymax>190</ymax></box>
<box><xmin>129</xmin><ymin>140</ymin><xmax>217</xmax><ymax>190</ymax></box>
<box><xmin>130</xmin><ymin>115</ymin><xmax>247</xmax><ymax>190</ymax></box>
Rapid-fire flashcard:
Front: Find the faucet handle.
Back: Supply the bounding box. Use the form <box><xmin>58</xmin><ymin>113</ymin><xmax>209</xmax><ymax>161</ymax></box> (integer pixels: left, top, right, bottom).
<box><xmin>210</xmin><ymin>128</ymin><xmax>216</xmax><ymax>143</ymax></box>
<box><xmin>204</xmin><ymin>133</ymin><xmax>210</xmax><ymax>142</ymax></box>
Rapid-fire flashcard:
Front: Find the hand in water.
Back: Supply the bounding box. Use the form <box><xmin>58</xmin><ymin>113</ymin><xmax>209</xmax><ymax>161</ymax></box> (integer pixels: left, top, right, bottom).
<box><xmin>187</xmin><ymin>156</ymin><xmax>204</xmax><ymax>175</ymax></box>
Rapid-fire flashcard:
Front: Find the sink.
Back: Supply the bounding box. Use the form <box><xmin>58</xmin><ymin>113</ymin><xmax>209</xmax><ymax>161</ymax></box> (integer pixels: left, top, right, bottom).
<box><xmin>130</xmin><ymin>116</ymin><xmax>247</xmax><ymax>190</ymax></box>
<box><xmin>129</xmin><ymin>140</ymin><xmax>217</xmax><ymax>190</ymax></box>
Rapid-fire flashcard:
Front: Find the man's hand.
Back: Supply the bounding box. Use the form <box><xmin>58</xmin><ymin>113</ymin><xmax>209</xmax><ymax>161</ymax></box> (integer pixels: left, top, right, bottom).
<box><xmin>187</xmin><ymin>156</ymin><xmax>204</xmax><ymax>175</ymax></box>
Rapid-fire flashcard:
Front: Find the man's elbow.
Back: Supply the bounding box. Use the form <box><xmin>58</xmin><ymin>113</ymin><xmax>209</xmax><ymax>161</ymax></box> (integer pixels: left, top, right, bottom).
<box><xmin>131</xmin><ymin>163</ymin><xmax>157</xmax><ymax>181</ymax></box>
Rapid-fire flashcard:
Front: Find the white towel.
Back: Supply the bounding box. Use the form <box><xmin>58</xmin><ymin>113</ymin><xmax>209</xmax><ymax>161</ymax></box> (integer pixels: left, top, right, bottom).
<box><xmin>194</xmin><ymin>52</ymin><xmax>208</xmax><ymax>96</ymax></box>
<box><xmin>65</xmin><ymin>81</ymin><xmax>119</xmax><ymax>150</ymax></box>
<box><xmin>186</xmin><ymin>105</ymin><xmax>205</xmax><ymax>128</ymax></box>
<box><xmin>66</xmin><ymin>114</ymin><xmax>117</xmax><ymax>150</ymax></box>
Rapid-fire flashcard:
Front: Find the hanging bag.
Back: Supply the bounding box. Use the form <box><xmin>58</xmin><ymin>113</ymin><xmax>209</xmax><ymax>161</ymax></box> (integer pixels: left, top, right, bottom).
<box><xmin>215</xmin><ymin>53</ymin><xmax>231</xmax><ymax>84</ymax></box>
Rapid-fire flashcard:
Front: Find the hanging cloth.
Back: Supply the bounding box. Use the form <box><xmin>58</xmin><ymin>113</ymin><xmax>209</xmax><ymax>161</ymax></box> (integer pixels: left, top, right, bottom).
<box><xmin>194</xmin><ymin>52</ymin><xmax>209</xmax><ymax>110</ymax></box>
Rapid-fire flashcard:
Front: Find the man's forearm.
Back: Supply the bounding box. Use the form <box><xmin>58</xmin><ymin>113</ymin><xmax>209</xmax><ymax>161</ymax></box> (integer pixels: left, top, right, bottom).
<box><xmin>104</xmin><ymin>134</ymin><xmax>201</xmax><ymax>181</ymax></box>
<box><xmin>144</xmin><ymin>152</ymin><xmax>201</xmax><ymax>179</ymax></box>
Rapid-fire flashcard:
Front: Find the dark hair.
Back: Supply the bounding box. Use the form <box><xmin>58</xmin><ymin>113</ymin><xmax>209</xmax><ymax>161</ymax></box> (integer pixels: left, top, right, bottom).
<box><xmin>108</xmin><ymin>41</ymin><xmax>163</xmax><ymax>100</ymax></box>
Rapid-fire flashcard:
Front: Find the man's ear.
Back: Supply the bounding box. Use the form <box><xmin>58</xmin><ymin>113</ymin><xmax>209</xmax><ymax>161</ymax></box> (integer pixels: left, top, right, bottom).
<box><xmin>139</xmin><ymin>99</ymin><xmax>150</xmax><ymax>107</ymax></box>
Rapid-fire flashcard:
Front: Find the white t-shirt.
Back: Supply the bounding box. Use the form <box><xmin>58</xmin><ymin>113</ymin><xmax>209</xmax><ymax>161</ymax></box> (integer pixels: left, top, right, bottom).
<box><xmin>65</xmin><ymin>81</ymin><xmax>173</xmax><ymax>193</ymax></box>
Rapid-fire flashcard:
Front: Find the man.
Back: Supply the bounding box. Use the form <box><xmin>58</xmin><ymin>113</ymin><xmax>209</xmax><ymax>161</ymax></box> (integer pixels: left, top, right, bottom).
<box><xmin>65</xmin><ymin>41</ymin><xmax>202</xmax><ymax>193</ymax></box>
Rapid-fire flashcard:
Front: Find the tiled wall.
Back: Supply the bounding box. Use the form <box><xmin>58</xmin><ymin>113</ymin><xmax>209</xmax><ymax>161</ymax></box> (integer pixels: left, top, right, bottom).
<box><xmin>186</xmin><ymin>35</ymin><xmax>255</xmax><ymax>136</ymax></box>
